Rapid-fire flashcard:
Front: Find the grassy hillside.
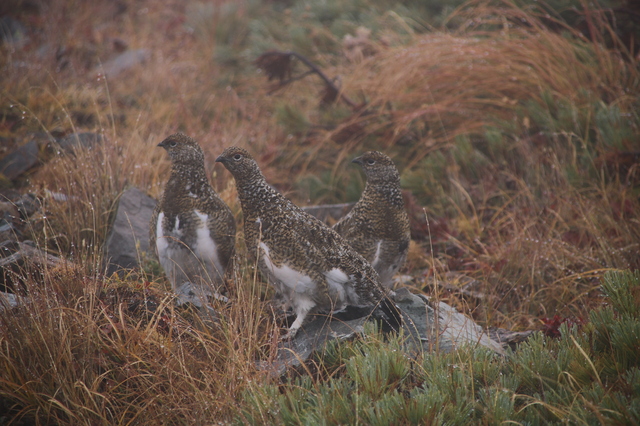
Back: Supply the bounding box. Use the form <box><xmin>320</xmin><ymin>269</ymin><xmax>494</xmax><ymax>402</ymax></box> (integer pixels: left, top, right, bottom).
<box><xmin>1</xmin><ymin>0</ymin><xmax>639</xmax><ymax>423</ymax></box>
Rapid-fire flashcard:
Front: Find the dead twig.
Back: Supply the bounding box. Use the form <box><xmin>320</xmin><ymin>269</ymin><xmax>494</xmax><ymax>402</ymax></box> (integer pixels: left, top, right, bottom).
<box><xmin>254</xmin><ymin>50</ymin><xmax>361</xmax><ymax>110</ymax></box>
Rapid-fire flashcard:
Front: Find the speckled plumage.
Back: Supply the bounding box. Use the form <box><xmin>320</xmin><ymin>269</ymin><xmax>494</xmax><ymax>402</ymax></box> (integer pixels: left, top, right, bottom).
<box><xmin>332</xmin><ymin>151</ymin><xmax>411</xmax><ymax>288</ymax></box>
<box><xmin>149</xmin><ymin>133</ymin><xmax>236</xmax><ymax>307</ymax></box>
<box><xmin>216</xmin><ymin>146</ymin><xmax>395</xmax><ymax>337</ymax></box>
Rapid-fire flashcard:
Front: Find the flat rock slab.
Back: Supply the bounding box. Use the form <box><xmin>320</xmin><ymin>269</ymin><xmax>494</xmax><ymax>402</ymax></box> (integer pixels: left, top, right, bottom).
<box><xmin>104</xmin><ymin>187</ymin><xmax>156</xmax><ymax>275</ymax></box>
<box><xmin>427</xmin><ymin>294</ymin><xmax>505</xmax><ymax>354</ymax></box>
<box><xmin>267</xmin><ymin>287</ymin><xmax>506</xmax><ymax>377</ymax></box>
<box><xmin>265</xmin><ymin>309</ymin><xmax>370</xmax><ymax>376</ymax></box>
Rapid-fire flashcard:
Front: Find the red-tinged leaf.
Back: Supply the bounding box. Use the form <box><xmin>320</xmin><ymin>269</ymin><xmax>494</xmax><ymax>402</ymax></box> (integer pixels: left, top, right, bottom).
<box><xmin>541</xmin><ymin>314</ymin><xmax>563</xmax><ymax>337</ymax></box>
<box><xmin>492</xmin><ymin>258</ymin><xmax>507</xmax><ymax>272</ymax></box>
<box><xmin>596</xmin><ymin>150</ymin><xmax>640</xmax><ymax>173</ymax></box>
<box><xmin>610</xmin><ymin>199</ymin><xmax>635</xmax><ymax>220</ymax></box>
<box><xmin>541</xmin><ymin>314</ymin><xmax>585</xmax><ymax>338</ymax></box>
<box><xmin>100</xmin><ymin>323</ymin><xmax>114</xmax><ymax>335</ymax></box>
<box><xmin>561</xmin><ymin>229</ymin><xmax>595</xmax><ymax>247</ymax></box>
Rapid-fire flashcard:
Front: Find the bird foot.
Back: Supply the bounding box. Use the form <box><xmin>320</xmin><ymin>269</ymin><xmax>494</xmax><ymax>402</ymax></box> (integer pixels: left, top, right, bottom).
<box><xmin>211</xmin><ymin>292</ymin><xmax>229</xmax><ymax>304</ymax></box>
<box><xmin>279</xmin><ymin>327</ymin><xmax>299</xmax><ymax>341</ymax></box>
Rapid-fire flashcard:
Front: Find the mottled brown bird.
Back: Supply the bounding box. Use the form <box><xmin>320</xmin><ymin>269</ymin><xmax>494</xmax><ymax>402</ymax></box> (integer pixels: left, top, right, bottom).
<box><xmin>333</xmin><ymin>151</ymin><xmax>411</xmax><ymax>288</ymax></box>
<box><xmin>216</xmin><ymin>146</ymin><xmax>397</xmax><ymax>338</ymax></box>
<box><xmin>150</xmin><ymin>133</ymin><xmax>236</xmax><ymax>309</ymax></box>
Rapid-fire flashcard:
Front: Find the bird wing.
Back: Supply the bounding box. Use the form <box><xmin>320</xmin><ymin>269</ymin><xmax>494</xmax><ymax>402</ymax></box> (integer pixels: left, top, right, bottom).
<box><xmin>148</xmin><ymin>203</ymin><xmax>160</xmax><ymax>258</ymax></box>
<box><xmin>331</xmin><ymin>209</ymin><xmax>354</xmax><ymax>235</ymax></box>
<box><xmin>332</xmin><ymin>206</ymin><xmax>379</xmax><ymax>263</ymax></box>
<box><xmin>206</xmin><ymin>209</ymin><xmax>236</xmax><ymax>269</ymax></box>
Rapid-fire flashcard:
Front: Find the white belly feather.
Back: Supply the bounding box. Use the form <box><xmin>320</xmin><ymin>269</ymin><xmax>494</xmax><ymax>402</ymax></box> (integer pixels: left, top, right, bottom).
<box><xmin>194</xmin><ymin>210</ymin><xmax>223</xmax><ymax>277</ymax></box>
<box><xmin>259</xmin><ymin>242</ymin><xmax>314</xmax><ymax>293</ymax></box>
<box><xmin>156</xmin><ymin>210</ymin><xmax>225</xmax><ymax>284</ymax></box>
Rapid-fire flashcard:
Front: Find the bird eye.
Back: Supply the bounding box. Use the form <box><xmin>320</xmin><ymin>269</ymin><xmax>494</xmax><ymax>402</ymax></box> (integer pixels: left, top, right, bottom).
<box><xmin>233</xmin><ymin>154</ymin><xmax>242</xmax><ymax>161</ymax></box>
<box><xmin>367</xmin><ymin>159</ymin><xmax>375</xmax><ymax>165</ymax></box>
<box><xmin>169</xmin><ymin>141</ymin><xmax>177</xmax><ymax>147</ymax></box>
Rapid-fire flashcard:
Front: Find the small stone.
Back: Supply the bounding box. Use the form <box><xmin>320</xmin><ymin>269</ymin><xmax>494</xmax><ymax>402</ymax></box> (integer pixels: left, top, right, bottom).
<box><xmin>0</xmin><ymin>201</ymin><xmax>20</xmax><ymax>241</ymax></box>
<box><xmin>111</xmin><ymin>37</ymin><xmax>128</xmax><ymax>52</ymax></box>
<box><xmin>0</xmin><ymin>137</ymin><xmax>12</xmax><ymax>155</ymax></box>
<box><xmin>14</xmin><ymin>193</ymin><xmax>41</xmax><ymax>219</ymax></box>
<box><xmin>0</xmin><ymin>220</ymin><xmax>17</xmax><ymax>242</ymax></box>
<box><xmin>97</xmin><ymin>48</ymin><xmax>151</xmax><ymax>78</ymax></box>
<box><xmin>301</xmin><ymin>202</ymin><xmax>354</xmax><ymax>224</ymax></box>
<box><xmin>103</xmin><ymin>187</ymin><xmax>156</xmax><ymax>275</ymax></box>
<box><xmin>0</xmin><ymin>17</ymin><xmax>28</xmax><ymax>48</ymax></box>
<box><xmin>0</xmin><ymin>140</ymin><xmax>39</xmax><ymax>180</ymax></box>
<box><xmin>56</xmin><ymin>132</ymin><xmax>103</xmax><ymax>154</ymax></box>
<box><xmin>0</xmin><ymin>291</ymin><xmax>18</xmax><ymax>311</ymax></box>
<box><xmin>0</xmin><ymin>201</ymin><xmax>18</xmax><ymax>222</ymax></box>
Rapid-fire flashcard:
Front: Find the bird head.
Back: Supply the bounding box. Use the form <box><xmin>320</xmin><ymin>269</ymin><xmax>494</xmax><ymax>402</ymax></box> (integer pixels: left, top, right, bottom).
<box><xmin>352</xmin><ymin>151</ymin><xmax>399</xmax><ymax>185</ymax></box>
<box><xmin>215</xmin><ymin>146</ymin><xmax>262</xmax><ymax>182</ymax></box>
<box><xmin>158</xmin><ymin>133</ymin><xmax>205</xmax><ymax>166</ymax></box>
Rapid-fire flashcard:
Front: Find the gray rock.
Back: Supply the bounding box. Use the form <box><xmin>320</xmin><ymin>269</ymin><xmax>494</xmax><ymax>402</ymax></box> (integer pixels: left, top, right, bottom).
<box><xmin>14</xmin><ymin>193</ymin><xmax>41</xmax><ymax>219</ymax></box>
<box><xmin>0</xmin><ymin>220</ymin><xmax>19</xmax><ymax>242</ymax></box>
<box><xmin>266</xmin><ymin>287</ymin><xmax>506</xmax><ymax>376</ymax></box>
<box><xmin>0</xmin><ymin>201</ymin><xmax>21</xmax><ymax>241</ymax></box>
<box><xmin>103</xmin><ymin>187</ymin><xmax>156</xmax><ymax>275</ymax></box>
<box><xmin>425</xmin><ymin>294</ymin><xmax>505</xmax><ymax>354</ymax></box>
<box><xmin>392</xmin><ymin>288</ymin><xmax>504</xmax><ymax>355</ymax></box>
<box><xmin>0</xmin><ymin>139</ymin><xmax>39</xmax><ymax>180</ymax></box>
<box><xmin>302</xmin><ymin>202</ymin><xmax>354</xmax><ymax>223</ymax></box>
<box><xmin>97</xmin><ymin>48</ymin><xmax>151</xmax><ymax>78</ymax></box>
<box><xmin>264</xmin><ymin>307</ymin><xmax>369</xmax><ymax>376</ymax></box>
<box><xmin>0</xmin><ymin>136</ymin><xmax>11</xmax><ymax>154</ymax></box>
<box><xmin>0</xmin><ymin>202</ymin><xmax>18</xmax><ymax>223</ymax></box>
<box><xmin>0</xmin><ymin>17</ymin><xmax>28</xmax><ymax>47</ymax></box>
<box><xmin>56</xmin><ymin>132</ymin><xmax>103</xmax><ymax>154</ymax></box>
<box><xmin>0</xmin><ymin>291</ymin><xmax>18</xmax><ymax>311</ymax></box>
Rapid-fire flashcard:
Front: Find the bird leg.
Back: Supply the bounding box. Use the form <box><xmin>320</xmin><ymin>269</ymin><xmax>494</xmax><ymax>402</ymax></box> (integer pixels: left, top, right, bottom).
<box><xmin>281</xmin><ymin>300</ymin><xmax>314</xmax><ymax>340</ymax></box>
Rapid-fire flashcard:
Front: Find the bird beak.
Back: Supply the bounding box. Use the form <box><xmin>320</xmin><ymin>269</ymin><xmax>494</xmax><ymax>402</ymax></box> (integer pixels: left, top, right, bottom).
<box><xmin>352</xmin><ymin>156</ymin><xmax>363</xmax><ymax>165</ymax></box>
<box><xmin>215</xmin><ymin>155</ymin><xmax>226</xmax><ymax>163</ymax></box>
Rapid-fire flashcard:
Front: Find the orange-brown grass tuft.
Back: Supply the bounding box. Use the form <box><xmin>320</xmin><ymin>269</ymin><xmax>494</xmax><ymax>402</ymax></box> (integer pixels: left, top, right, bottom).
<box><xmin>334</xmin><ymin>1</ymin><xmax>637</xmax><ymax>162</ymax></box>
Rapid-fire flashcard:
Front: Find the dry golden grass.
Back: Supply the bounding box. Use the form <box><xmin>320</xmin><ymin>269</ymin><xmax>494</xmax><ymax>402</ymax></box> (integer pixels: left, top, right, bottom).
<box><xmin>0</xmin><ymin>258</ymin><xmax>280</xmax><ymax>424</ymax></box>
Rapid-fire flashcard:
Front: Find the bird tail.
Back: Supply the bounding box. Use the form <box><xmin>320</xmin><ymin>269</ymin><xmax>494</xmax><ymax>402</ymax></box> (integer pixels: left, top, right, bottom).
<box><xmin>375</xmin><ymin>296</ymin><xmax>402</xmax><ymax>334</ymax></box>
